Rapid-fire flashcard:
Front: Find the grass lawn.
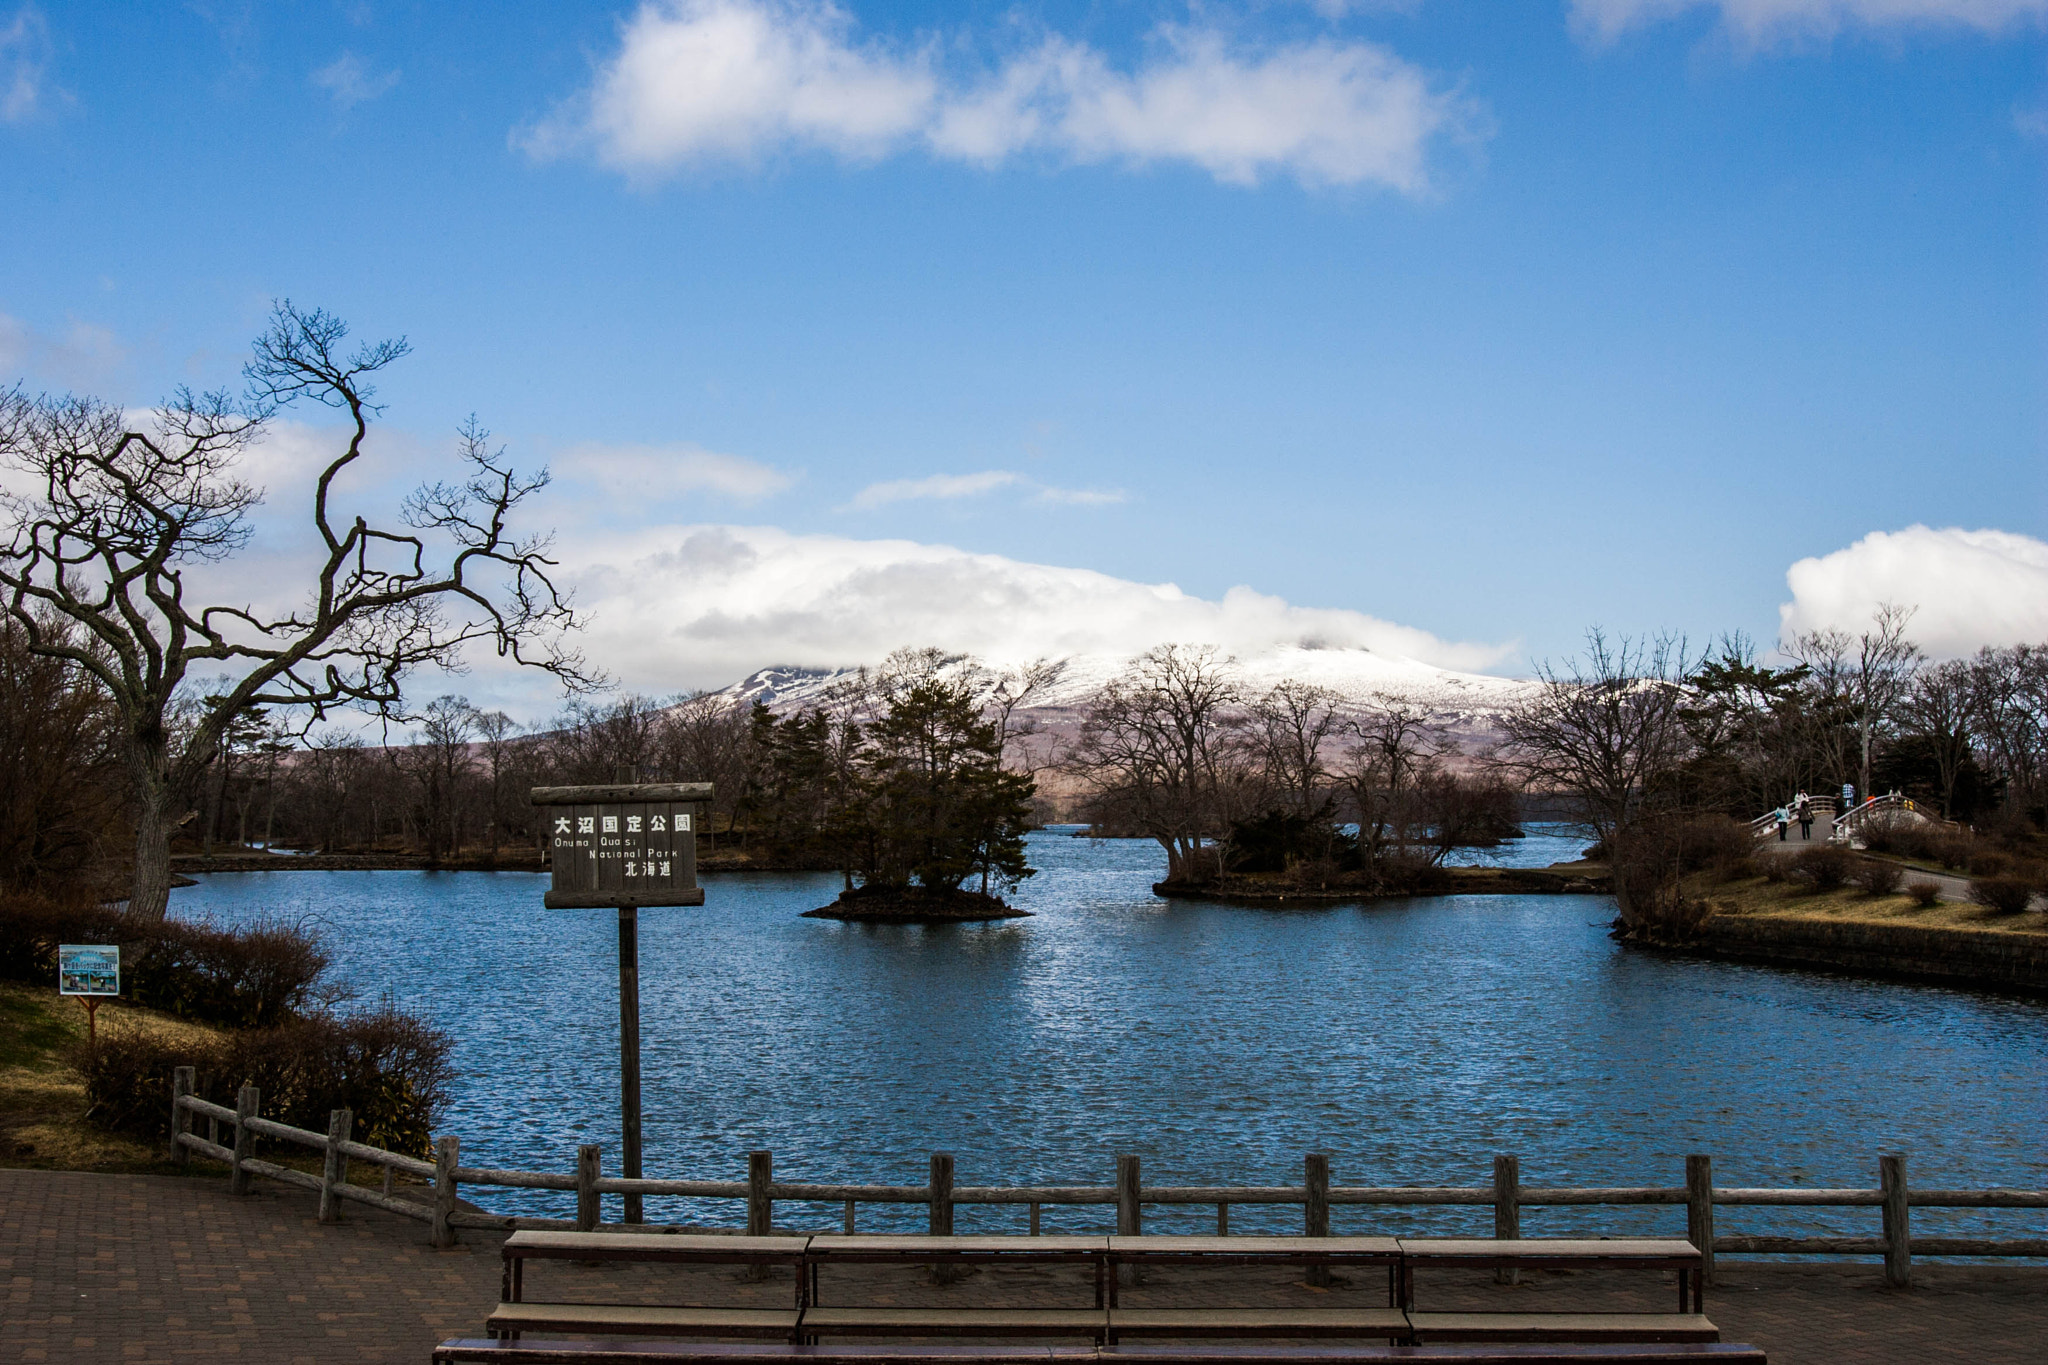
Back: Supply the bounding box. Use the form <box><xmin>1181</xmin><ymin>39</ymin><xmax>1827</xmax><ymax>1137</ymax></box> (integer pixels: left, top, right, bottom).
<box><xmin>1690</xmin><ymin>874</ymin><xmax>2047</xmax><ymax>935</ymax></box>
<box><xmin>0</xmin><ymin>981</ymin><xmax>230</xmax><ymax>1175</ymax></box>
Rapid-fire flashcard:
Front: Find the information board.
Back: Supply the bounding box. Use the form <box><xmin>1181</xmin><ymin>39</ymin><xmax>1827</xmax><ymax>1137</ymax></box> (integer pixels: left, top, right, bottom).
<box><xmin>58</xmin><ymin>944</ymin><xmax>120</xmax><ymax>996</ymax></box>
<box><xmin>531</xmin><ymin>781</ymin><xmax>712</xmax><ymax>908</ymax></box>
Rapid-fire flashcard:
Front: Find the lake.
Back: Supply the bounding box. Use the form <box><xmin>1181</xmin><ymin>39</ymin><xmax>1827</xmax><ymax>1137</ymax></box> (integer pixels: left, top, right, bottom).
<box><xmin>171</xmin><ymin>827</ymin><xmax>2047</xmax><ymax>1242</ymax></box>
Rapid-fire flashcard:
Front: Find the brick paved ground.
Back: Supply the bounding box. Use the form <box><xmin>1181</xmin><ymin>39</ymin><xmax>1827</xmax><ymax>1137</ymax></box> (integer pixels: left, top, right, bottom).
<box><xmin>3</xmin><ymin>1170</ymin><xmax>2043</xmax><ymax>1364</ymax></box>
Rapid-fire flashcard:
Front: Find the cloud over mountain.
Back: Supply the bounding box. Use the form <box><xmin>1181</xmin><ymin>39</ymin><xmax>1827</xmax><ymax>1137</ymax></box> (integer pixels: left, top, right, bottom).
<box><xmin>561</xmin><ymin>523</ymin><xmax>1513</xmax><ymax>694</ymax></box>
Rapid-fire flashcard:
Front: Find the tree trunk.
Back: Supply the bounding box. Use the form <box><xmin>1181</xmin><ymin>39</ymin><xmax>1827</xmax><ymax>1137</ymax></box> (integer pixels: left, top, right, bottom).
<box><xmin>129</xmin><ymin>746</ymin><xmax>176</xmax><ymax>922</ymax></box>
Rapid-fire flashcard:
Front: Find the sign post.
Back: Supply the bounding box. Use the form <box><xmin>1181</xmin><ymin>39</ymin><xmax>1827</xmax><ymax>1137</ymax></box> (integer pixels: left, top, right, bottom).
<box><xmin>532</xmin><ymin>774</ymin><xmax>712</xmax><ymax>1225</ymax></box>
<box><xmin>58</xmin><ymin>944</ymin><xmax>120</xmax><ymax>1044</ymax></box>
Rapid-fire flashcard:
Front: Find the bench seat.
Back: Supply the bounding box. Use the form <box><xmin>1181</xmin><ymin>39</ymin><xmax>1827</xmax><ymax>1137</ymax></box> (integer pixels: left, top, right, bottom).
<box><xmin>800</xmin><ymin>1309</ymin><xmax>1110</xmax><ymax>1342</ymax></box>
<box><xmin>1406</xmin><ymin>1315</ymin><xmax>1719</xmax><ymax>1344</ymax></box>
<box><xmin>1106</xmin><ymin>1310</ymin><xmax>1409</xmax><ymax>1341</ymax></box>
<box><xmin>487</xmin><ymin>1303</ymin><xmax>803</xmax><ymax>1340</ymax></box>
<box><xmin>435</xmin><ymin>1341</ymin><xmax>1768</xmax><ymax>1365</ymax></box>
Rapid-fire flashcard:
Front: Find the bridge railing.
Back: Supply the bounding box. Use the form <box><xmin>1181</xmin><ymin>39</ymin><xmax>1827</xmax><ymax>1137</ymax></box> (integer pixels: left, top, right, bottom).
<box><xmin>170</xmin><ymin>1067</ymin><xmax>2046</xmax><ymax>1290</ymax></box>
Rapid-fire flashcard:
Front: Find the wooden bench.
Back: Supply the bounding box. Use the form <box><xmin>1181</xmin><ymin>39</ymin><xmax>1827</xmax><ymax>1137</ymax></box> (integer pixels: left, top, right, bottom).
<box><xmin>434</xmin><ymin>1341</ymin><xmax>1768</xmax><ymax>1364</ymax></box>
<box><xmin>1405</xmin><ymin>1316</ymin><xmax>1721</xmax><ymax>1345</ymax></box>
<box><xmin>493</xmin><ymin>1231</ymin><xmax>815</xmax><ymax>1343</ymax></box>
<box><xmin>1105</xmin><ymin>1309</ymin><xmax>1410</xmax><ymax>1343</ymax></box>
<box><xmin>806</xmin><ymin>1236</ymin><xmax>1110</xmax><ymax>1310</ymax></box>
<box><xmin>1397</xmin><ymin>1240</ymin><xmax>1713</xmax><ymax>1347</ymax></box>
<box><xmin>800</xmin><ymin>1309</ymin><xmax>1111</xmax><ymax>1343</ymax></box>
<box><xmin>485</xmin><ymin>1305</ymin><xmax>803</xmax><ymax>1342</ymax></box>
<box><xmin>1104</xmin><ymin>1237</ymin><xmax>1403</xmax><ymax>1311</ymax></box>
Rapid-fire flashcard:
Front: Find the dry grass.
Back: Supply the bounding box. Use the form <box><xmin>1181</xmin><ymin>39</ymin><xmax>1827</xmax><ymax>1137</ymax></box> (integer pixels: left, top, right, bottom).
<box><xmin>0</xmin><ymin>981</ymin><xmax>230</xmax><ymax>1174</ymax></box>
<box><xmin>1688</xmin><ymin>874</ymin><xmax>2047</xmax><ymax>936</ymax></box>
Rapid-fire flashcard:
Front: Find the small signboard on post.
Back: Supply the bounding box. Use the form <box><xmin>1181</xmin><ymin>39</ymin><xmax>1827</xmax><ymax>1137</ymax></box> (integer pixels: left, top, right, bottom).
<box><xmin>58</xmin><ymin>944</ymin><xmax>119</xmax><ymax>996</ymax></box>
<box><xmin>58</xmin><ymin>943</ymin><xmax>119</xmax><ymax>1044</ymax></box>
<box><xmin>532</xmin><ymin>781</ymin><xmax>712</xmax><ymax>908</ymax></box>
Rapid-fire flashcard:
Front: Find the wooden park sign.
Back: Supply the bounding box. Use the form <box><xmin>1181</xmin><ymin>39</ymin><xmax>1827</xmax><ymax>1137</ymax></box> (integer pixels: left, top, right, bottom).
<box><xmin>530</xmin><ymin>775</ymin><xmax>714</xmax><ymax>1224</ymax></box>
<box><xmin>531</xmin><ymin>781</ymin><xmax>712</xmax><ymax>908</ymax></box>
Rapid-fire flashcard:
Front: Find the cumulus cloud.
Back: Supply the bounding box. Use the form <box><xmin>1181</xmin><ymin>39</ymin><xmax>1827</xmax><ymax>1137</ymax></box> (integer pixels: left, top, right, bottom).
<box><xmin>520</xmin><ymin>0</ymin><xmax>1470</xmax><ymax>190</ymax></box>
<box><xmin>1</xmin><ymin>6</ymin><xmax>54</xmax><ymax>123</ymax></box>
<box><xmin>555</xmin><ymin>522</ymin><xmax>1511</xmax><ymax>693</ymax></box>
<box><xmin>311</xmin><ymin>51</ymin><xmax>401</xmax><ymax>109</ymax></box>
<box><xmin>1571</xmin><ymin>0</ymin><xmax>2048</xmax><ymax>42</ymax></box>
<box><xmin>1779</xmin><ymin>526</ymin><xmax>2048</xmax><ymax>658</ymax></box>
<box><xmin>560</xmin><ymin>441</ymin><xmax>794</xmax><ymax>502</ymax></box>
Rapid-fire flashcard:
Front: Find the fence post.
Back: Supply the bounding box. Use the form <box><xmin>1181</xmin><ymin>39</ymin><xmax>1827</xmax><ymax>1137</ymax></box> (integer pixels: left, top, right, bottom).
<box><xmin>929</xmin><ymin>1152</ymin><xmax>957</xmax><ymax>1285</ymax></box>
<box><xmin>1880</xmin><ymin>1153</ymin><xmax>1912</xmax><ymax>1290</ymax></box>
<box><xmin>845</xmin><ymin>1199</ymin><xmax>857</xmax><ymax>1234</ymax></box>
<box><xmin>431</xmin><ymin>1135</ymin><xmax>459</xmax><ymax>1249</ymax></box>
<box><xmin>1116</xmin><ymin>1154</ymin><xmax>1141</xmax><ymax>1287</ymax></box>
<box><xmin>170</xmin><ymin>1067</ymin><xmax>193</xmax><ymax>1165</ymax></box>
<box><xmin>230</xmin><ymin>1085</ymin><xmax>258</xmax><ymax>1196</ymax></box>
<box><xmin>577</xmin><ymin>1144</ymin><xmax>601</xmax><ymax>1232</ymax></box>
<box><xmin>1493</xmin><ymin>1155</ymin><xmax>1521</xmax><ymax>1285</ymax></box>
<box><xmin>1686</xmin><ymin>1154</ymin><xmax>1715</xmax><ymax>1288</ymax></box>
<box><xmin>1305</xmin><ymin>1152</ymin><xmax>1332</xmax><ymax>1287</ymax></box>
<box><xmin>748</xmin><ymin>1150</ymin><xmax>774</xmax><ymax>1280</ymax></box>
<box><xmin>319</xmin><ymin>1108</ymin><xmax>352</xmax><ymax>1224</ymax></box>
<box><xmin>1217</xmin><ymin>1202</ymin><xmax>1229</xmax><ymax>1236</ymax></box>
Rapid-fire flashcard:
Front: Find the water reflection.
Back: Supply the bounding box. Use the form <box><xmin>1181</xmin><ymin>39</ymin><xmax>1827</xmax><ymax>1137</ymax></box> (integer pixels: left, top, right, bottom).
<box><xmin>172</xmin><ymin>830</ymin><xmax>2046</xmax><ymax>1242</ymax></box>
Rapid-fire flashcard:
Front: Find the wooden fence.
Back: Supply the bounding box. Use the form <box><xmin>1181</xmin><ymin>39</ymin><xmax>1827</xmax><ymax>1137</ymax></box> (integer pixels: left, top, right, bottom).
<box><xmin>168</xmin><ymin>1067</ymin><xmax>2046</xmax><ymax>1291</ymax></box>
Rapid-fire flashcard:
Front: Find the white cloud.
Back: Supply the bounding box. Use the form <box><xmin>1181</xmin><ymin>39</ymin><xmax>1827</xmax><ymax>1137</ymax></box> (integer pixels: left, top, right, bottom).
<box><xmin>1779</xmin><ymin>525</ymin><xmax>2048</xmax><ymax>657</ymax></box>
<box><xmin>848</xmin><ymin>469</ymin><xmax>1018</xmax><ymax>508</ymax></box>
<box><xmin>845</xmin><ymin>469</ymin><xmax>1124</xmax><ymax>510</ymax></box>
<box><xmin>0</xmin><ymin>6</ymin><xmax>53</xmax><ymax>123</ymax></box>
<box><xmin>521</xmin><ymin>0</ymin><xmax>1469</xmax><ymax>190</ymax></box>
<box><xmin>1571</xmin><ymin>0</ymin><xmax>2048</xmax><ymax>42</ymax></box>
<box><xmin>311</xmin><ymin>51</ymin><xmax>400</xmax><ymax>109</ymax></box>
<box><xmin>556</xmin><ymin>522</ymin><xmax>1511</xmax><ymax>694</ymax></box>
<box><xmin>559</xmin><ymin>441</ymin><xmax>794</xmax><ymax>502</ymax></box>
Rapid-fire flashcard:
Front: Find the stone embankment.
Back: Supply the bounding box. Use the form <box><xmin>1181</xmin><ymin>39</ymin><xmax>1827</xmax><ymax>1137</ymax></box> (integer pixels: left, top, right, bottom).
<box><xmin>1652</xmin><ymin>912</ymin><xmax>2048</xmax><ymax>993</ymax></box>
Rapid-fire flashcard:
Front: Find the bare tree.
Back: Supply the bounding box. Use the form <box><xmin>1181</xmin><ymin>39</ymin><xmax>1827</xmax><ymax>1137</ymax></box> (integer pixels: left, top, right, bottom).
<box><xmin>1341</xmin><ymin>690</ymin><xmax>1445</xmax><ymax>877</ymax></box>
<box><xmin>1069</xmin><ymin>644</ymin><xmax>1241</xmax><ymax>884</ymax></box>
<box><xmin>472</xmin><ymin>708</ymin><xmax>518</xmax><ymax>856</ymax></box>
<box><xmin>1495</xmin><ymin>631</ymin><xmax>1695</xmax><ymax>925</ymax></box>
<box><xmin>1243</xmin><ymin>680</ymin><xmax>1344</xmax><ymax>820</ymax></box>
<box><xmin>1788</xmin><ymin>603</ymin><xmax>1921</xmax><ymax>801</ymax></box>
<box><xmin>0</xmin><ymin>303</ymin><xmax>593</xmax><ymax>917</ymax></box>
<box><xmin>1900</xmin><ymin>659</ymin><xmax>1976</xmax><ymax>818</ymax></box>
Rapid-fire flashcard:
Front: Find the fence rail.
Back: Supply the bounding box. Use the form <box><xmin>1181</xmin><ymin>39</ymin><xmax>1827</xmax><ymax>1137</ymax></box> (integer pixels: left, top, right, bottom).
<box><xmin>167</xmin><ymin>1067</ymin><xmax>2045</xmax><ymax>1291</ymax></box>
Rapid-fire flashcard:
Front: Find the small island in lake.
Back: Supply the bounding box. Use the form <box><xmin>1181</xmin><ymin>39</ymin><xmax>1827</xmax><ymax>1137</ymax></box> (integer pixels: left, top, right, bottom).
<box><xmin>804</xmin><ymin>883</ymin><xmax>1031</xmax><ymax>922</ymax></box>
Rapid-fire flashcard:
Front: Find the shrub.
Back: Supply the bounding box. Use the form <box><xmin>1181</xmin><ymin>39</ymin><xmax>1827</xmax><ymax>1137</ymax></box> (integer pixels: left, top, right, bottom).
<box><xmin>1849</xmin><ymin>859</ymin><xmax>1904</xmax><ymax>897</ymax></box>
<box><xmin>1905</xmin><ymin>879</ymin><xmax>1941</xmax><ymax>908</ymax></box>
<box><xmin>1761</xmin><ymin>857</ymin><xmax>1787</xmax><ymax>884</ymax></box>
<box><xmin>1786</xmin><ymin>845</ymin><xmax>1852</xmax><ymax>892</ymax></box>
<box><xmin>73</xmin><ymin>1006</ymin><xmax>453</xmax><ymax>1158</ymax></box>
<box><xmin>1966</xmin><ymin>876</ymin><xmax>2036</xmax><ymax>916</ymax></box>
<box><xmin>1967</xmin><ymin>850</ymin><xmax>2011</xmax><ymax>879</ymax></box>
<box><xmin>0</xmin><ymin>893</ymin><xmax>328</xmax><ymax>1028</ymax></box>
<box><xmin>1928</xmin><ymin>833</ymin><xmax>1975</xmax><ymax>871</ymax></box>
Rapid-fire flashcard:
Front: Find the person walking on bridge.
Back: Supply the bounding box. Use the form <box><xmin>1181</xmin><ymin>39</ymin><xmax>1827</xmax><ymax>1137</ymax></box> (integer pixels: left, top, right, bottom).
<box><xmin>1842</xmin><ymin>782</ymin><xmax>1856</xmax><ymax>813</ymax></box>
<box><xmin>1774</xmin><ymin>805</ymin><xmax>1790</xmax><ymax>841</ymax></box>
<box><xmin>1796</xmin><ymin>794</ymin><xmax>1814</xmax><ymax>841</ymax></box>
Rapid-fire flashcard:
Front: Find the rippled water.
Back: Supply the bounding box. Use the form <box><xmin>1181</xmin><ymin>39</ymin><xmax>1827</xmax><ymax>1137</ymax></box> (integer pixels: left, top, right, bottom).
<box><xmin>172</xmin><ymin>829</ymin><xmax>2046</xmax><ymax>1243</ymax></box>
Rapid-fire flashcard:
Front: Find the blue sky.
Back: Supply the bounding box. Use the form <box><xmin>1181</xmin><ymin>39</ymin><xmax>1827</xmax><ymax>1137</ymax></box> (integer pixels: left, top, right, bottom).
<box><xmin>1</xmin><ymin>0</ymin><xmax>2043</xmax><ymax>704</ymax></box>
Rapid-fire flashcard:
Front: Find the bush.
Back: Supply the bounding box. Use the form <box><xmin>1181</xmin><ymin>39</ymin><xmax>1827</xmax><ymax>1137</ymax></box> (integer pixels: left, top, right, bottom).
<box><xmin>1761</xmin><ymin>857</ymin><xmax>1787</xmax><ymax>884</ymax></box>
<box><xmin>1966</xmin><ymin>875</ymin><xmax>2037</xmax><ymax>915</ymax></box>
<box><xmin>1905</xmin><ymin>879</ymin><xmax>1941</xmax><ymax>907</ymax></box>
<box><xmin>1785</xmin><ymin>844</ymin><xmax>1852</xmax><ymax>892</ymax></box>
<box><xmin>1929</xmin><ymin>833</ymin><xmax>1975</xmax><ymax>871</ymax></box>
<box><xmin>73</xmin><ymin>1006</ymin><xmax>453</xmax><ymax>1158</ymax></box>
<box><xmin>0</xmin><ymin>893</ymin><xmax>328</xmax><ymax>1028</ymax></box>
<box><xmin>1848</xmin><ymin>859</ymin><xmax>1904</xmax><ymax>897</ymax></box>
<box><xmin>1967</xmin><ymin>850</ymin><xmax>2011</xmax><ymax>879</ymax></box>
